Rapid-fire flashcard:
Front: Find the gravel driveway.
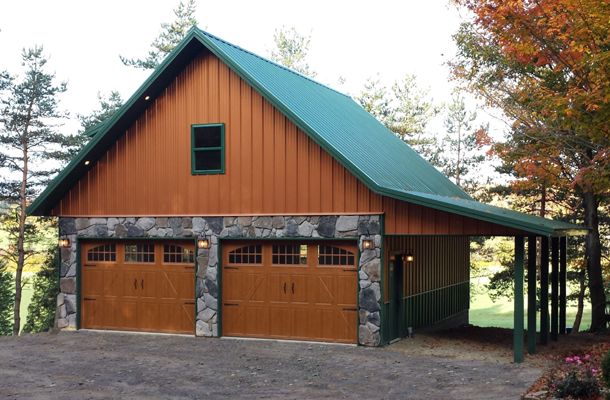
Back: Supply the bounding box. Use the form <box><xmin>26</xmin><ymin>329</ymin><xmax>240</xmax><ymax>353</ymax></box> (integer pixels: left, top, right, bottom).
<box><xmin>0</xmin><ymin>330</ymin><xmax>540</xmax><ymax>399</ymax></box>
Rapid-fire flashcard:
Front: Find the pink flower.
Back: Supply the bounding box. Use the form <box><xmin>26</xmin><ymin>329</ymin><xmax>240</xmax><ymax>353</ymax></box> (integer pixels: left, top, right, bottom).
<box><xmin>565</xmin><ymin>357</ymin><xmax>574</xmax><ymax>363</ymax></box>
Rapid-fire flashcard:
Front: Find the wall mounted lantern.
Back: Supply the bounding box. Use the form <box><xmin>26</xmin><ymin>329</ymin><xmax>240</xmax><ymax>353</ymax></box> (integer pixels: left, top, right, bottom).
<box><xmin>197</xmin><ymin>238</ymin><xmax>210</xmax><ymax>249</ymax></box>
<box><xmin>404</xmin><ymin>252</ymin><xmax>415</xmax><ymax>263</ymax></box>
<box><xmin>59</xmin><ymin>238</ymin><xmax>70</xmax><ymax>248</ymax></box>
<box><xmin>362</xmin><ymin>239</ymin><xmax>374</xmax><ymax>250</ymax></box>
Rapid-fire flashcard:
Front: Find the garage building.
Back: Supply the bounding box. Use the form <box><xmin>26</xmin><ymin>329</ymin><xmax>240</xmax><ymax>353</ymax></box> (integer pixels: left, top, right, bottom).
<box><xmin>29</xmin><ymin>28</ymin><xmax>583</xmax><ymax>359</ymax></box>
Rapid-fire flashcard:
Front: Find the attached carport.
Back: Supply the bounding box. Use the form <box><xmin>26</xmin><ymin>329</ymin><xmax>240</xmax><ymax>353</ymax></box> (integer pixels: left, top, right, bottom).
<box><xmin>381</xmin><ymin>190</ymin><xmax>588</xmax><ymax>363</ymax></box>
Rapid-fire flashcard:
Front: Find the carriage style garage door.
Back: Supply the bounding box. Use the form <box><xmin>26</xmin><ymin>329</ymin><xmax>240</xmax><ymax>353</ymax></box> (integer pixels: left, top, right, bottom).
<box><xmin>80</xmin><ymin>241</ymin><xmax>195</xmax><ymax>334</ymax></box>
<box><xmin>222</xmin><ymin>241</ymin><xmax>359</xmax><ymax>344</ymax></box>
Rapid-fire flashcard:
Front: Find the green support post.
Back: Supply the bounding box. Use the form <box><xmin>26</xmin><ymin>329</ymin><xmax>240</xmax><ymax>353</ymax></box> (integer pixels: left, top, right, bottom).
<box><xmin>559</xmin><ymin>237</ymin><xmax>567</xmax><ymax>334</ymax></box>
<box><xmin>514</xmin><ymin>236</ymin><xmax>525</xmax><ymax>363</ymax></box>
<box><xmin>540</xmin><ymin>237</ymin><xmax>549</xmax><ymax>345</ymax></box>
<box><xmin>551</xmin><ymin>237</ymin><xmax>559</xmax><ymax>341</ymax></box>
<box><xmin>527</xmin><ymin>236</ymin><xmax>537</xmax><ymax>354</ymax></box>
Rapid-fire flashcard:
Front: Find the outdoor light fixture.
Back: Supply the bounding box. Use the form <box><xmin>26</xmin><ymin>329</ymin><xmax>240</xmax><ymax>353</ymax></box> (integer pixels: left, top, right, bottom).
<box><xmin>84</xmin><ymin>160</ymin><xmax>90</xmax><ymax>166</ymax></box>
<box><xmin>144</xmin><ymin>95</ymin><xmax>150</xmax><ymax>100</ymax></box>
<box><xmin>59</xmin><ymin>238</ymin><xmax>70</xmax><ymax>248</ymax></box>
<box><xmin>362</xmin><ymin>239</ymin><xmax>374</xmax><ymax>250</ymax></box>
<box><xmin>404</xmin><ymin>252</ymin><xmax>415</xmax><ymax>263</ymax></box>
<box><xmin>197</xmin><ymin>238</ymin><xmax>210</xmax><ymax>249</ymax></box>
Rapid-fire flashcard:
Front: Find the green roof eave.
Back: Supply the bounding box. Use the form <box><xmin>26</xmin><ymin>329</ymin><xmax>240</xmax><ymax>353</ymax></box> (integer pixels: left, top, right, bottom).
<box><xmin>27</xmin><ymin>28</ymin><xmax>205</xmax><ymax>216</ymax></box>
<box><xmin>26</xmin><ymin>27</ymin><xmax>588</xmax><ymax>239</ymax></box>
<box><xmin>381</xmin><ymin>188</ymin><xmax>587</xmax><ymax>237</ymax></box>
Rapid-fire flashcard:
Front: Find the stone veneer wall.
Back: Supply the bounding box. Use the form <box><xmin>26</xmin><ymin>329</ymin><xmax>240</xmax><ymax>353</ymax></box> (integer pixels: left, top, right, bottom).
<box><xmin>57</xmin><ymin>215</ymin><xmax>383</xmax><ymax>346</ymax></box>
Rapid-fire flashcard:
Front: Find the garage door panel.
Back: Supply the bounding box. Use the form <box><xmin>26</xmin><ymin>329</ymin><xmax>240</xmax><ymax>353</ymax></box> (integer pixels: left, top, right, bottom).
<box><xmin>269</xmin><ymin>307</ymin><xmax>291</xmax><ymax>337</ymax></box>
<box><xmin>222</xmin><ymin>304</ymin><xmax>242</xmax><ymax>335</ymax></box>
<box><xmin>81</xmin><ymin>241</ymin><xmax>195</xmax><ymax>334</ymax></box>
<box><xmin>102</xmin><ymin>269</ymin><xmax>122</xmax><ymax>298</ymax></box>
<box><xmin>268</xmin><ymin>273</ymin><xmax>290</xmax><ymax>304</ymax></box>
<box><xmin>244</xmin><ymin>305</ymin><xmax>269</xmax><ymax>336</ymax></box>
<box><xmin>160</xmin><ymin>269</ymin><xmax>194</xmax><ymax>300</ymax></box>
<box><xmin>290</xmin><ymin>274</ymin><xmax>308</xmax><ymax>304</ymax></box>
<box><xmin>313</xmin><ymin>276</ymin><xmax>334</xmax><ymax>305</ymax></box>
<box><xmin>336</xmin><ymin>275</ymin><xmax>358</xmax><ymax>306</ymax></box>
<box><xmin>222</xmin><ymin>241</ymin><xmax>358</xmax><ymax>344</ymax></box>
<box><xmin>82</xmin><ymin>267</ymin><xmax>104</xmax><ymax>297</ymax></box>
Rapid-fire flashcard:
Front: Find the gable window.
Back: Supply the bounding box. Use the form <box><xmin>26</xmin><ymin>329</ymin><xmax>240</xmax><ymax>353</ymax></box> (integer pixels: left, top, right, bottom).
<box><xmin>191</xmin><ymin>123</ymin><xmax>225</xmax><ymax>174</ymax></box>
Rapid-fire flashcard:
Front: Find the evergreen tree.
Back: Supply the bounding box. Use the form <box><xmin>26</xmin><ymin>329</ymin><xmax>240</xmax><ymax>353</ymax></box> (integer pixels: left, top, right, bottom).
<box><xmin>0</xmin><ymin>260</ymin><xmax>12</xmax><ymax>336</ymax></box>
<box><xmin>270</xmin><ymin>26</ymin><xmax>317</xmax><ymax>78</ymax></box>
<box><xmin>23</xmin><ymin>249</ymin><xmax>58</xmax><ymax>333</ymax></box>
<box><xmin>70</xmin><ymin>91</ymin><xmax>123</xmax><ymax>150</ymax></box>
<box><xmin>355</xmin><ymin>74</ymin><xmax>442</xmax><ymax>166</ymax></box>
<box><xmin>0</xmin><ymin>46</ymin><xmax>69</xmax><ymax>335</ymax></box>
<box><xmin>120</xmin><ymin>0</ymin><xmax>198</xmax><ymax>70</ymax></box>
<box><xmin>440</xmin><ymin>93</ymin><xmax>484</xmax><ymax>192</ymax></box>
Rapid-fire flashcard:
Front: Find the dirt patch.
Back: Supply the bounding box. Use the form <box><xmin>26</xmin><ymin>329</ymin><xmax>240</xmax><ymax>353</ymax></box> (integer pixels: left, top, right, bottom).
<box><xmin>0</xmin><ymin>329</ymin><xmax>542</xmax><ymax>400</ymax></box>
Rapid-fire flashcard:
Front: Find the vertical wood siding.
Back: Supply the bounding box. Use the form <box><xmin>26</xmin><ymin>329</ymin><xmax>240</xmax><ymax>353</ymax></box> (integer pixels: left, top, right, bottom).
<box><xmin>384</xmin><ymin>236</ymin><xmax>471</xmax><ymax>330</ymax></box>
<box><xmin>53</xmin><ymin>53</ymin><xmax>380</xmax><ymax>216</ymax></box>
<box><xmin>382</xmin><ymin>197</ymin><xmax>524</xmax><ymax>236</ymax></box>
<box><xmin>52</xmin><ymin>50</ymin><xmax>526</xmax><ymax>238</ymax></box>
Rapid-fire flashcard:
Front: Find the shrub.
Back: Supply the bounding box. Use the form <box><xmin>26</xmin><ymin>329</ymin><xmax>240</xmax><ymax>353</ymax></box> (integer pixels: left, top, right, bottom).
<box><xmin>22</xmin><ymin>250</ymin><xmax>58</xmax><ymax>333</ymax></box>
<box><xmin>0</xmin><ymin>260</ymin><xmax>13</xmax><ymax>335</ymax></box>
<box><xmin>602</xmin><ymin>349</ymin><xmax>610</xmax><ymax>388</ymax></box>
<box><xmin>554</xmin><ymin>369</ymin><xmax>600</xmax><ymax>398</ymax></box>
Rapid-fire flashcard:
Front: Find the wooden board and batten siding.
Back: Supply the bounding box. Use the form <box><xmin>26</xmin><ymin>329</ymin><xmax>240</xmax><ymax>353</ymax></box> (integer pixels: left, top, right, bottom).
<box><xmin>50</xmin><ymin>52</ymin><xmax>525</xmax><ymax>237</ymax></box>
<box><xmin>383</xmin><ymin>236</ymin><xmax>470</xmax><ymax>339</ymax></box>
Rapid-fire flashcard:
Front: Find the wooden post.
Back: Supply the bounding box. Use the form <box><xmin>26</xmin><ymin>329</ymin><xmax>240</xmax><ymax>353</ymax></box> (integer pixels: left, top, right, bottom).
<box><xmin>551</xmin><ymin>237</ymin><xmax>559</xmax><ymax>341</ymax></box>
<box><xmin>527</xmin><ymin>236</ymin><xmax>537</xmax><ymax>354</ymax></box>
<box><xmin>540</xmin><ymin>237</ymin><xmax>549</xmax><ymax>345</ymax></box>
<box><xmin>514</xmin><ymin>236</ymin><xmax>525</xmax><ymax>363</ymax></box>
<box><xmin>560</xmin><ymin>237</ymin><xmax>567</xmax><ymax>334</ymax></box>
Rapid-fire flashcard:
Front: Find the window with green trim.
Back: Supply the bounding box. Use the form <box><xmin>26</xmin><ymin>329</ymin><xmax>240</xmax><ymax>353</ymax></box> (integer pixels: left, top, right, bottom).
<box><xmin>191</xmin><ymin>123</ymin><xmax>225</xmax><ymax>174</ymax></box>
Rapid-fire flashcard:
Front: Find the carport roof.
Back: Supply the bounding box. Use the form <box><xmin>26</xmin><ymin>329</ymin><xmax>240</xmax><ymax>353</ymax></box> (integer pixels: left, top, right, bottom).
<box><xmin>27</xmin><ymin>28</ymin><xmax>586</xmax><ymax>236</ymax></box>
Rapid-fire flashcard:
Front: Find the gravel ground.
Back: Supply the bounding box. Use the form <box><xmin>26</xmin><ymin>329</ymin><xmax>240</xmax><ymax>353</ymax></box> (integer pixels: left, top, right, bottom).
<box><xmin>0</xmin><ymin>330</ymin><xmax>541</xmax><ymax>399</ymax></box>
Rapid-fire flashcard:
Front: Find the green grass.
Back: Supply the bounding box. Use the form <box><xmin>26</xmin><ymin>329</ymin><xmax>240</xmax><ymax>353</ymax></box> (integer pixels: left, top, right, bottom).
<box><xmin>470</xmin><ymin>290</ymin><xmax>592</xmax><ymax>331</ymax></box>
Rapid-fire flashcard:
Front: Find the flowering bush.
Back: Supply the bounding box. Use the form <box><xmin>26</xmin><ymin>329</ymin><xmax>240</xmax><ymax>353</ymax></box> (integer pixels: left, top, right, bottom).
<box><xmin>552</xmin><ymin>354</ymin><xmax>602</xmax><ymax>399</ymax></box>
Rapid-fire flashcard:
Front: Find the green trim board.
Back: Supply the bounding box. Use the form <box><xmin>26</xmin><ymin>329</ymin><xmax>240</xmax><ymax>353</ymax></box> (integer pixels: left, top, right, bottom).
<box><xmin>27</xmin><ymin>27</ymin><xmax>585</xmax><ymax>237</ymax></box>
<box><xmin>191</xmin><ymin>123</ymin><xmax>225</xmax><ymax>175</ymax></box>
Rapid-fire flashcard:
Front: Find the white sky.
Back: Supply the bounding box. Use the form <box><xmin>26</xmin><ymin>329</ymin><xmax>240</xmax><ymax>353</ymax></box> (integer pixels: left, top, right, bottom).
<box><xmin>0</xmin><ymin>0</ymin><xmax>508</xmax><ymax>147</ymax></box>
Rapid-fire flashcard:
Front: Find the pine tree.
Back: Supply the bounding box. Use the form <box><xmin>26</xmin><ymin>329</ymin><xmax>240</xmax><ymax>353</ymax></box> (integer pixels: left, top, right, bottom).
<box><xmin>120</xmin><ymin>0</ymin><xmax>198</xmax><ymax>70</ymax></box>
<box><xmin>440</xmin><ymin>93</ymin><xmax>484</xmax><ymax>192</ymax></box>
<box><xmin>70</xmin><ymin>91</ymin><xmax>123</xmax><ymax>150</ymax></box>
<box><xmin>0</xmin><ymin>46</ymin><xmax>69</xmax><ymax>335</ymax></box>
<box><xmin>270</xmin><ymin>26</ymin><xmax>317</xmax><ymax>78</ymax></box>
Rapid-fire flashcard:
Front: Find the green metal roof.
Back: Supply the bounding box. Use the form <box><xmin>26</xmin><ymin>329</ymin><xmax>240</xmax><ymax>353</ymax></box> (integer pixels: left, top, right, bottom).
<box><xmin>27</xmin><ymin>28</ymin><xmax>586</xmax><ymax>236</ymax></box>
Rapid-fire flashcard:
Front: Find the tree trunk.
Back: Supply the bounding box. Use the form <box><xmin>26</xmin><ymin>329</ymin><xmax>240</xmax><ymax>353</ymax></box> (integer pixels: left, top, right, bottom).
<box><xmin>13</xmin><ymin>144</ymin><xmax>28</xmax><ymax>335</ymax></box>
<box><xmin>571</xmin><ymin>268</ymin><xmax>586</xmax><ymax>333</ymax></box>
<box><xmin>582</xmin><ymin>191</ymin><xmax>606</xmax><ymax>331</ymax></box>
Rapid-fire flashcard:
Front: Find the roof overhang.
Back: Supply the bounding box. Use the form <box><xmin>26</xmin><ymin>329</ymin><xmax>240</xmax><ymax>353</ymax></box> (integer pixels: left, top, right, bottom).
<box><xmin>26</xmin><ymin>28</ymin><xmax>589</xmax><ymax>238</ymax></box>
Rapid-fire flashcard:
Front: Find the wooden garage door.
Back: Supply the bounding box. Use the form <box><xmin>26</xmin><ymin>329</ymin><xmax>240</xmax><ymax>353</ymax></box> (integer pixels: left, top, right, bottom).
<box><xmin>81</xmin><ymin>241</ymin><xmax>195</xmax><ymax>334</ymax></box>
<box><xmin>222</xmin><ymin>241</ymin><xmax>358</xmax><ymax>344</ymax></box>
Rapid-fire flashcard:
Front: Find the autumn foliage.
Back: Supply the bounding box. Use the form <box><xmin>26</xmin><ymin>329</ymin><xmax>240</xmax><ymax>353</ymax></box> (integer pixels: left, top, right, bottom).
<box><xmin>451</xmin><ymin>0</ymin><xmax>609</xmax><ymax>330</ymax></box>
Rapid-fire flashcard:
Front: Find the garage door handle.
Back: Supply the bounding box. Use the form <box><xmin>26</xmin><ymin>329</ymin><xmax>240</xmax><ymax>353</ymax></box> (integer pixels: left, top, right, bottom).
<box><xmin>291</xmin><ymin>282</ymin><xmax>294</xmax><ymax>294</ymax></box>
<box><xmin>141</xmin><ymin>279</ymin><xmax>144</xmax><ymax>290</ymax></box>
<box><xmin>83</xmin><ymin>297</ymin><xmax>96</xmax><ymax>301</ymax></box>
<box><xmin>183</xmin><ymin>301</ymin><xmax>195</xmax><ymax>305</ymax></box>
<box><xmin>134</xmin><ymin>279</ymin><xmax>137</xmax><ymax>289</ymax></box>
<box><xmin>283</xmin><ymin>282</ymin><xmax>286</xmax><ymax>294</ymax></box>
<box><xmin>224</xmin><ymin>303</ymin><xmax>239</xmax><ymax>307</ymax></box>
